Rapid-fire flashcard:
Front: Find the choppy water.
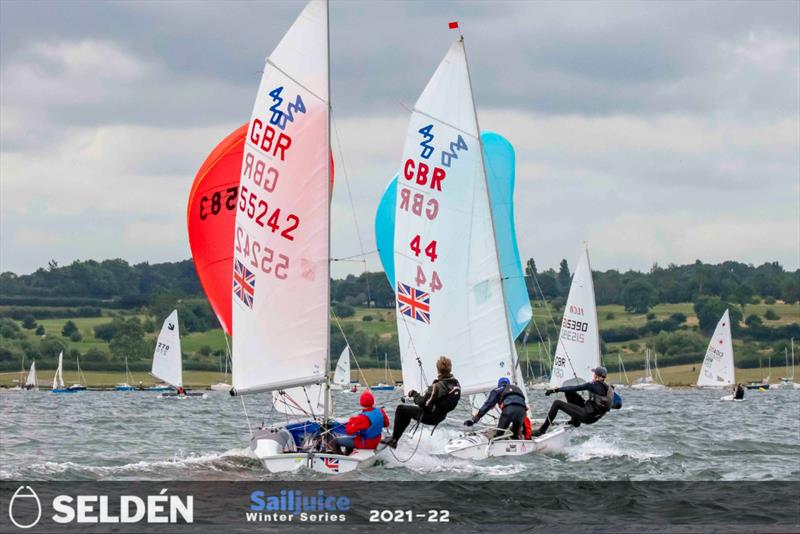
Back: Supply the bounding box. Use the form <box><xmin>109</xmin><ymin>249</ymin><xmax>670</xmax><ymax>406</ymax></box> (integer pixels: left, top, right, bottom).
<box><xmin>1</xmin><ymin>388</ymin><xmax>799</xmax><ymax>481</ymax></box>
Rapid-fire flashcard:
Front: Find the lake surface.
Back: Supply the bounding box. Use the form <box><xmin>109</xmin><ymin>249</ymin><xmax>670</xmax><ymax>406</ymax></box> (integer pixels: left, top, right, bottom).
<box><xmin>2</xmin><ymin>387</ymin><xmax>799</xmax><ymax>481</ymax></box>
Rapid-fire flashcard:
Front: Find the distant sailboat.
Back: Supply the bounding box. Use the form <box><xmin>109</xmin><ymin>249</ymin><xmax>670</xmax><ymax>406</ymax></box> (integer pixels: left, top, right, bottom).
<box><xmin>371</xmin><ymin>354</ymin><xmax>395</xmax><ymax>391</ymax></box>
<box><xmin>615</xmin><ymin>354</ymin><xmax>630</xmax><ymax>389</ymax></box>
<box><xmin>23</xmin><ymin>361</ymin><xmax>38</xmax><ymax>391</ymax></box>
<box><xmin>210</xmin><ymin>350</ymin><xmax>233</xmax><ymax>392</ymax></box>
<box><xmin>115</xmin><ymin>356</ymin><xmax>136</xmax><ymax>391</ymax></box>
<box><xmin>51</xmin><ymin>351</ymin><xmax>73</xmax><ymax>394</ymax></box>
<box><xmin>329</xmin><ymin>345</ymin><xmax>351</xmax><ymax>391</ymax></box>
<box><xmin>696</xmin><ymin>309</ymin><xmax>741</xmax><ymax>401</ymax></box>
<box><xmin>774</xmin><ymin>339</ymin><xmax>798</xmax><ymax>389</ymax></box>
<box><xmin>631</xmin><ymin>347</ymin><xmax>666</xmax><ymax>390</ymax></box>
<box><xmin>68</xmin><ymin>356</ymin><xmax>88</xmax><ymax>391</ymax></box>
<box><xmin>151</xmin><ymin>310</ymin><xmax>204</xmax><ymax>398</ymax></box>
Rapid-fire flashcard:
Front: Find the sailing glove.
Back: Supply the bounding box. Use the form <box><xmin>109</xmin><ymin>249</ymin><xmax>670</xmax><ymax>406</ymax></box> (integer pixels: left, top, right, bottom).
<box><xmin>545</xmin><ymin>388</ymin><xmax>559</xmax><ymax>396</ymax></box>
<box><xmin>464</xmin><ymin>418</ymin><xmax>475</xmax><ymax>427</ymax></box>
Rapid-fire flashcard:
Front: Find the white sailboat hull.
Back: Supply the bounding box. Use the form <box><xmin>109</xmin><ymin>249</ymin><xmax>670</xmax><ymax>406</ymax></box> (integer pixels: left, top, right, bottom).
<box><xmin>250</xmin><ymin>429</ymin><xmax>379</xmax><ymax>474</ymax></box>
<box><xmin>210</xmin><ymin>383</ymin><xmax>233</xmax><ymax>392</ymax></box>
<box><xmin>445</xmin><ymin>426</ymin><xmax>572</xmax><ymax>460</ymax></box>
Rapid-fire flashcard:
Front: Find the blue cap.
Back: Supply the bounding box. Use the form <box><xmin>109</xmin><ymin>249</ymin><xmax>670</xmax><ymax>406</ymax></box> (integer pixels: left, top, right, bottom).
<box><xmin>497</xmin><ymin>377</ymin><xmax>511</xmax><ymax>387</ymax></box>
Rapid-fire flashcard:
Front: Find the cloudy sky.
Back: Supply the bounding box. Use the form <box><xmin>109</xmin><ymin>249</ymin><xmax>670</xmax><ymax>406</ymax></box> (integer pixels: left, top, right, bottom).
<box><xmin>1</xmin><ymin>0</ymin><xmax>798</xmax><ymax>277</ymax></box>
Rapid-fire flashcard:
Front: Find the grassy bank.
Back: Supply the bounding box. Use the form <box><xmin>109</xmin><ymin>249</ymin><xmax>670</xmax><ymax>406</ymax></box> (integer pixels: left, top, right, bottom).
<box><xmin>1</xmin><ymin>362</ymin><xmax>787</xmax><ymax>389</ymax></box>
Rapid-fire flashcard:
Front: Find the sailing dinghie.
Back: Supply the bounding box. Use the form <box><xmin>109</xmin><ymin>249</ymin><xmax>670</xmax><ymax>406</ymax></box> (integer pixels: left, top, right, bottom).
<box><xmin>152</xmin><ymin>310</ymin><xmax>205</xmax><ymax>398</ymax></box>
<box><xmin>630</xmin><ymin>347</ymin><xmax>666</xmax><ymax>390</ymax></box>
<box><xmin>695</xmin><ymin>309</ymin><xmax>740</xmax><ymax>400</ymax></box>
<box><xmin>51</xmin><ymin>351</ymin><xmax>74</xmax><ymax>394</ymax></box>
<box><xmin>329</xmin><ymin>345</ymin><xmax>351</xmax><ymax>391</ymax></box>
<box><xmin>115</xmin><ymin>356</ymin><xmax>136</xmax><ymax>391</ymax></box>
<box><xmin>549</xmin><ymin>243</ymin><xmax>602</xmax><ymax>388</ymax></box>
<box><xmin>23</xmin><ymin>361</ymin><xmax>38</xmax><ymax>391</ymax></box>
<box><xmin>372</xmin><ymin>31</ymin><xmax>568</xmax><ymax>459</ymax></box>
<box><xmin>449</xmin><ymin>243</ymin><xmax>603</xmax><ymax>459</ymax></box>
<box><xmin>229</xmin><ymin>0</ymin><xmax>378</xmax><ymax>475</ymax></box>
<box><xmin>210</xmin><ymin>350</ymin><xmax>233</xmax><ymax>392</ymax></box>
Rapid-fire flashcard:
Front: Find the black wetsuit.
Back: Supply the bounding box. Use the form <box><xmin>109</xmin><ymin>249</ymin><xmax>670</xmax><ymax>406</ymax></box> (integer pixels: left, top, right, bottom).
<box><xmin>475</xmin><ymin>384</ymin><xmax>528</xmax><ymax>438</ymax></box>
<box><xmin>537</xmin><ymin>381</ymin><xmax>610</xmax><ymax>434</ymax></box>
<box><xmin>390</xmin><ymin>374</ymin><xmax>460</xmax><ymax>439</ymax></box>
<box><xmin>734</xmin><ymin>386</ymin><xmax>745</xmax><ymax>400</ymax></box>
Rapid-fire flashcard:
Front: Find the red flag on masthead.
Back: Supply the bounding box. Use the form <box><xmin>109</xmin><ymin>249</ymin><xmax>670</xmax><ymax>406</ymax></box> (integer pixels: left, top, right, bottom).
<box><xmin>448</xmin><ymin>21</ymin><xmax>459</xmax><ymax>29</ymax></box>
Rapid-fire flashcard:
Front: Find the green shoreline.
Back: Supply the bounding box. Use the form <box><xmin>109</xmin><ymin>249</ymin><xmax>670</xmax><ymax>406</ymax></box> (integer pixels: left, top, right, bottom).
<box><xmin>1</xmin><ymin>363</ymin><xmax>785</xmax><ymax>389</ymax></box>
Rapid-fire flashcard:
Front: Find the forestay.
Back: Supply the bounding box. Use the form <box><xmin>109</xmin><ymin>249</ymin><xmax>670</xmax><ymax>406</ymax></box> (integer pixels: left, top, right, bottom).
<box><xmin>697</xmin><ymin>309</ymin><xmax>735</xmax><ymax>387</ymax></box>
<box><xmin>333</xmin><ymin>345</ymin><xmax>350</xmax><ymax>386</ymax></box>
<box><xmin>152</xmin><ymin>310</ymin><xmax>183</xmax><ymax>388</ymax></box>
<box><xmin>394</xmin><ymin>39</ymin><xmax>515</xmax><ymax>397</ymax></box>
<box><xmin>231</xmin><ymin>0</ymin><xmax>330</xmax><ymax>395</ymax></box>
<box><xmin>550</xmin><ymin>244</ymin><xmax>601</xmax><ymax>388</ymax></box>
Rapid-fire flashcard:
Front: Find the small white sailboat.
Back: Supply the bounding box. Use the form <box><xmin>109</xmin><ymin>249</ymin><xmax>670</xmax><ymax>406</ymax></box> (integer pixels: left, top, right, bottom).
<box><xmin>51</xmin><ymin>351</ymin><xmax>73</xmax><ymax>394</ymax></box>
<box><xmin>152</xmin><ymin>310</ymin><xmax>205</xmax><ymax>398</ymax></box>
<box><xmin>329</xmin><ymin>345</ymin><xmax>351</xmax><ymax>391</ymax></box>
<box><xmin>65</xmin><ymin>355</ymin><xmax>88</xmax><ymax>391</ymax></box>
<box><xmin>230</xmin><ymin>0</ymin><xmax>378</xmax><ymax>475</ymax></box>
<box><xmin>631</xmin><ymin>347</ymin><xmax>666</xmax><ymax>390</ymax></box>
<box><xmin>615</xmin><ymin>354</ymin><xmax>630</xmax><ymax>389</ymax></box>
<box><xmin>695</xmin><ymin>310</ymin><xmax>740</xmax><ymax>400</ymax></box>
<box><xmin>774</xmin><ymin>339</ymin><xmax>798</xmax><ymax>389</ymax></box>
<box><xmin>115</xmin><ymin>356</ymin><xmax>136</xmax><ymax>391</ymax></box>
<box><xmin>23</xmin><ymin>361</ymin><xmax>38</xmax><ymax>391</ymax></box>
<box><xmin>210</xmin><ymin>351</ymin><xmax>233</xmax><ymax>392</ymax></box>
<box><xmin>371</xmin><ymin>353</ymin><xmax>396</xmax><ymax>391</ymax></box>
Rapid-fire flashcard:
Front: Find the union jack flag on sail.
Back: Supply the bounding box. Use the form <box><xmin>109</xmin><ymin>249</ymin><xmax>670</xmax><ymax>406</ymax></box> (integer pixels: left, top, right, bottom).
<box><xmin>233</xmin><ymin>259</ymin><xmax>255</xmax><ymax>309</ymax></box>
<box><xmin>397</xmin><ymin>282</ymin><xmax>431</xmax><ymax>324</ymax></box>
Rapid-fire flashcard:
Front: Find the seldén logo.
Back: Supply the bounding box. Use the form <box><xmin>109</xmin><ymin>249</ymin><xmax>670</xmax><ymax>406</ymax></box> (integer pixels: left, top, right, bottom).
<box><xmin>7</xmin><ymin>486</ymin><xmax>193</xmax><ymax>528</ymax></box>
<box><xmin>8</xmin><ymin>486</ymin><xmax>42</xmax><ymax>529</ymax></box>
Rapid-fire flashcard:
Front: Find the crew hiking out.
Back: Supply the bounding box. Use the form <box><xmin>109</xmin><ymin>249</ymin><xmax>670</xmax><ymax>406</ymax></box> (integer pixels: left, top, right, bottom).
<box><xmin>533</xmin><ymin>366</ymin><xmax>621</xmax><ymax>437</ymax></box>
<box><xmin>381</xmin><ymin>356</ymin><xmax>460</xmax><ymax>449</ymax></box>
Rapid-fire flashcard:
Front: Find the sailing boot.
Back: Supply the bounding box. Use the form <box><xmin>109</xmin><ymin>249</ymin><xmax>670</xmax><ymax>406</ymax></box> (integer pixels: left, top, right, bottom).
<box><xmin>380</xmin><ymin>436</ymin><xmax>398</xmax><ymax>449</ymax></box>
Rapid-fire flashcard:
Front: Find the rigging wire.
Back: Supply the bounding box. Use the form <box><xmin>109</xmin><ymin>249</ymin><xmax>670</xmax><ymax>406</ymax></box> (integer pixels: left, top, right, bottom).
<box><xmin>331</xmin><ymin>111</ymin><xmax>373</xmax><ymax>308</ymax></box>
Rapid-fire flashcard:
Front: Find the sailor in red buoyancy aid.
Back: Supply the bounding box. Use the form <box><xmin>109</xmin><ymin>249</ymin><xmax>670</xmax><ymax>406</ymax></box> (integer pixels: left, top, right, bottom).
<box><xmin>334</xmin><ymin>391</ymin><xmax>389</xmax><ymax>455</ymax></box>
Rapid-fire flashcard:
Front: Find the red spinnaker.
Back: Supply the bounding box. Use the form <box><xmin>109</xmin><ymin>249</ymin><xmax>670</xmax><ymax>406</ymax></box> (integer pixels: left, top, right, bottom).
<box><xmin>187</xmin><ymin>124</ymin><xmax>334</xmax><ymax>335</ymax></box>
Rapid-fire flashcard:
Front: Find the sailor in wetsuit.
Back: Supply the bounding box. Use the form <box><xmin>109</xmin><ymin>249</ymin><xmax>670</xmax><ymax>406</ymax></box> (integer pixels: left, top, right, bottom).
<box><xmin>533</xmin><ymin>366</ymin><xmax>618</xmax><ymax>436</ymax></box>
<box><xmin>464</xmin><ymin>377</ymin><xmax>528</xmax><ymax>439</ymax></box>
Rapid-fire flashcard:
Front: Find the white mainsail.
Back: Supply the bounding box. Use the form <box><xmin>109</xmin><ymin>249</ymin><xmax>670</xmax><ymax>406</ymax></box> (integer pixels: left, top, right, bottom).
<box><xmin>53</xmin><ymin>351</ymin><xmax>64</xmax><ymax>389</ymax></box>
<box><xmin>231</xmin><ymin>0</ymin><xmax>330</xmax><ymax>396</ymax></box>
<box><xmin>549</xmin><ymin>243</ymin><xmax>601</xmax><ymax>388</ymax></box>
<box><xmin>152</xmin><ymin>310</ymin><xmax>183</xmax><ymax>388</ymax></box>
<box><xmin>25</xmin><ymin>361</ymin><xmax>37</xmax><ymax>389</ymax></box>
<box><xmin>697</xmin><ymin>309</ymin><xmax>735</xmax><ymax>387</ymax></box>
<box><xmin>393</xmin><ymin>38</ymin><xmax>517</xmax><ymax>397</ymax></box>
<box><xmin>333</xmin><ymin>345</ymin><xmax>351</xmax><ymax>386</ymax></box>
